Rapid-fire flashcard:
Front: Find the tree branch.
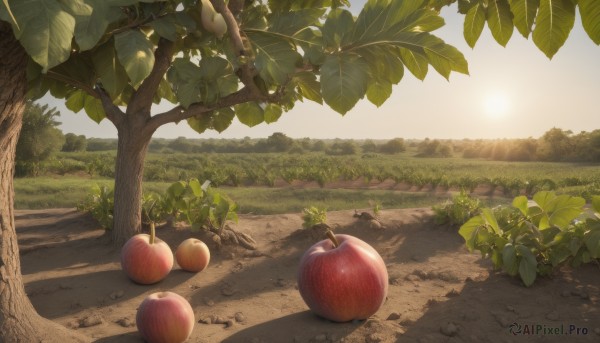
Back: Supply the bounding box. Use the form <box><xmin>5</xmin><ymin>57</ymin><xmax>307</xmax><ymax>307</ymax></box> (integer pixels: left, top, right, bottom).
<box><xmin>146</xmin><ymin>87</ymin><xmax>254</xmax><ymax>132</ymax></box>
<box><xmin>94</xmin><ymin>85</ymin><xmax>125</xmax><ymax>126</ymax></box>
<box><xmin>210</xmin><ymin>0</ymin><xmax>265</xmax><ymax>100</ymax></box>
<box><xmin>127</xmin><ymin>38</ymin><xmax>175</xmax><ymax>117</ymax></box>
<box><xmin>45</xmin><ymin>71</ymin><xmax>99</xmax><ymax>99</ymax></box>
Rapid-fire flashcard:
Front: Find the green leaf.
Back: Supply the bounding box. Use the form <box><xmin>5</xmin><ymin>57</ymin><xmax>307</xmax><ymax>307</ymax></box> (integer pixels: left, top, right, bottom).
<box><xmin>399</xmin><ymin>48</ymin><xmax>428</xmax><ymax>80</ymax></box>
<box><xmin>235</xmin><ymin>102</ymin><xmax>264</xmax><ymax>127</ymax></box>
<box><xmin>295</xmin><ymin>71</ymin><xmax>323</xmax><ymax>104</ymax></box>
<box><xmin>592</xmin><ymin>196</ymin><xmax>600</xmax><ymax>213</ymax></box>
<box><xmin>212</xmin><ymin>108</ymin><xmax>235</xmax><ymax>133</ymax></box>
<box><xmin>502</xmin><ymin>243</ymin><xmax>519</xmax><ymax>275</ymax></box>
<box><xmin>584</xmin><ymin>230</ymin><xmax>600</xmax><ymax>259</ymax></box>
<box><xmin>4</xmin><ymin>0</ymin><xmax>76</xmax><ymax>72</ymax></box>
<box><xmin>187</xmin><ymin>115</ymin><xmax>211</xmax><ymax>134</ymax></box>
<box><xmin>167</xmin><ymin>181</ymin><xmax>187</xmax><ymax>198</ymax></box>
<box><xmin>83</xmin><ymin>93</ymin><xmax>106</xmax><ymax>123</ymax></box>
<box><xmin>421</xmin><ymin>33</ymin><xmax>470</xmax><ymax>79</ymax></box>
<box><xmin>168</xmin><ymin>59</ymin><xmax>202</xmax><ymax>108</ymax></box>
<box><xmin>293</xmin><ymin>28</ymin><xmax>325</xmax><ymax>65</ymax></box>
<box><xmin>366</xmin><ymin>81</ymin><xmax>392</xmax><ymax>107</ymax></box>
<box><xmin>150</xmin><ymin>15</ymin><xmax>179</xmax><ymax>41</ymax></box>
<box><xmin>66</xmin><ymin>90</ymin><xmax>86</xmax><ymax>113</ymax></box>
<box><xmin>459</xmin><ymin>215</ymin><xmax>485</xmax><ymax>251</ymax></box>
<box><xmin>533</xmin><ymin>0</ymin><xmax>576</xmax><ymax>59</ymax></box>
<box><xmin>464</xmin><ymin>2</ymin><xmax>486</xmax><ymax>48</ymax></box>
<box><xmin>547</xmin><ymin>195</ymin><xmax>585</xmax><ymax>229</ymax></box>
<box><xmin>322</xmin><ymin>8</ymin><xmax>354</xmax><ymax>50</ymax></box>
<box><xmin>247</xmin><ymin>31</ymin><xmax>302</xmax><ymax>84</ymax></box>
<box><xmin>513</xmin><ymin>195</ymin><xmax>529</xmax><ymax>215</ymax></box>
<box><xmin>74</xmin><ymin>0</ymin><xmax>121</xmax><ymax>51</ymax></box>
<box><xmin>264</xmin><ymin>104</ymin><xmax>283</xmax><ymax>124</ymax></box>
<box><xmin>92</xmin><ymin>40</ymin><xmax>128</xmax><ymax>99</ymax></box>
<box><xmin>269</xmin><ymin>8</ymin><xmax>326</xmax><ymax>36</ymax></box>
<box><xmin>114</xmin><ymin>30</ymin><xmax>155</xmax><ymax>87</ymax></box>
<box><xmin>487</xmin><ymin>0</ymin><xmax>514</xmax><ymax>47</ymax></box>
<box><xmin>508</xmin><ymin>0</ymin><xmax>540</xmax><ymax>38</ymax></box>
<box><xmin>482</xmin><ymin>208</ymin><xmax>501</xmax><ymax>234</ymax></box>
<box><xmin>188</xmin><ymin>179</ymin><xmax>203</xmax><ymax>197</ymax></box>
<box><xmin>57</xmin><ymin>0</ymin><xmax>92</xmax><ymax>16</ymax></box>
<box><xmin>516</xmin><ymin>244</ymin><xmax>537</xmax><ymax>286</ymax></box>
<box><xmin>1</xmin><ymin>0</ymin><xmax>19</xmax><ymax>28</ymax></box>
<box><xmin>320</xmin><ymin>53</ymin><xmax>369</xmax><ymax>115</ymax></box>
<box><xmin>579</xmin><ymin>0</ymin><xmax>600</xmax><ymax>44</ymax></box>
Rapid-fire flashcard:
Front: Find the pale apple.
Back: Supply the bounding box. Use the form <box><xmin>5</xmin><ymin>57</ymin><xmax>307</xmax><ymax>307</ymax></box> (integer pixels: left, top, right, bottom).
<box><xmin>175</xmin><ymin>238</ymin><xmax>210</xmax><ymax>273</ymax></box>
<box><xmin>136</xmin><ymin>291</ymin><xmax>195</xmax><ymax>343</ymax></box>
<box><xmin>297</xmin><ymin>232</ymin><xmax>388</xmax><ymax>322</ymax></box>
<box><xmin>121</xmin><ymin>230</ymin><xmax>173</xmax><ymax>284</ymax></box>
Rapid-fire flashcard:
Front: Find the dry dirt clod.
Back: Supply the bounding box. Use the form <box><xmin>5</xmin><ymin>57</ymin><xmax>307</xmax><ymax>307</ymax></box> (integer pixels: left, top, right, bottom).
<box><xmin>234</xmin><ymin>312</ymin><xmax>246</xmax><ymax>323</ymax></box>
<box><xmin>116</xmin><ymin>317</ymin><xmax>135</xmax><ymax>328</ymax></box>
<box><xmin>109</xmin><ymin>290</ymin><xmax>124</xmax><ymax>300</ymax></box>
<box><xmin>386</xmin><ymin>312</ymin><xmax>401</xmax><ymax>321</ymax></box>
<box><xmin>440</xmin><ymin>322</ymin><xmax>458</xmax><ymax>337</ymax></box>
<box><xmin>80</xmin><ymin>315</ymin><xmax>104</xmax><ymax>328</ymax></box>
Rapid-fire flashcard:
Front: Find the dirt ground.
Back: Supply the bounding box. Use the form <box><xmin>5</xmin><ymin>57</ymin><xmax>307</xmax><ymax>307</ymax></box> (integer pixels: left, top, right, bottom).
<box><xmin>16</xmin><ymin>207</ymin><xmax>600</xmax><ymax>343</ymax></box>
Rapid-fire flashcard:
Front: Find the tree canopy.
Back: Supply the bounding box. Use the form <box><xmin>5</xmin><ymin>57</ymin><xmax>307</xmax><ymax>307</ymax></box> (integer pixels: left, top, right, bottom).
<box><xmin>1</xmin><ymin>0</ymin><xmax>597</xmax><ymax>135</ymax></box>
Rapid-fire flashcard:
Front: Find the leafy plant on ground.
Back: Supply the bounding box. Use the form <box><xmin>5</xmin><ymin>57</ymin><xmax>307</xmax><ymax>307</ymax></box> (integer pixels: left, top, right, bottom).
<box><xmin>78</xmin><ymin>179</ymin><xmax>254</xmax><ymax>248</ymax></box>
<box><xmin>302</xmin><ymin>206</ymin><xmax>328</xmax><ymax>229</ymax></box>
<box><xmin>77</xmin><ymin>184</ymin><xmax>114</xmax><ymax>230</ymax></box>
<box><xmin>433</xmin><ymin>190</ymin><xmax>482</xmax><ymax>227</ymax></box>
<box><xmin>459</xmin><ymin>192</ymin><xmax>600</xmax><ymax>287</ymax></box>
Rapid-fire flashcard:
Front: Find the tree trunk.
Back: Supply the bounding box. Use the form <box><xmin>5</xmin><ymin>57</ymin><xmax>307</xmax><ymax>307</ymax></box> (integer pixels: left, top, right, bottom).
<box><xmin>111</xmin><ymin>116</ymin><xmax>154</xmax><ymax>246</ymax></box>
<box><xmin>0</xmin><ymin>23</ymin><xmax>89</xmax><ymax>342</ymax></box>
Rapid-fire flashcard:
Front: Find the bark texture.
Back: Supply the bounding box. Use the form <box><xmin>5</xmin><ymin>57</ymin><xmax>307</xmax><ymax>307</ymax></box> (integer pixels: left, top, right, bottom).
<box><xmin>111</xmin><ymin>115</ymin><xmax>154</xmax><ymax>246</ymax></box>
<box><xmin>0</xmin><ymin>22</ymin><xmax>89</xmax><ymax>343</ymax></box>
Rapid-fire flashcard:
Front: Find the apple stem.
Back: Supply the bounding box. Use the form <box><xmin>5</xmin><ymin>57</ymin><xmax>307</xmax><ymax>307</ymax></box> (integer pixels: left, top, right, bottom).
<box><xmin>326</xmin><ymin>230</ymin><xmax>339</xmax><ymax>248</ymax></box>
<box><xmin>150</xmin><ymin>222</ymin><xmax>156</xmax><ymax>245</ymax></box>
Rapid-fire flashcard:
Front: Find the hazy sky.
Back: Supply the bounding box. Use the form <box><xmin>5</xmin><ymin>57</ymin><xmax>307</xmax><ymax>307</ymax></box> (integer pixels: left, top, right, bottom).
<box><xmin>45</xmin><ymin>1</ymin><xmax>600</xmax><ymax>140</ymax></box>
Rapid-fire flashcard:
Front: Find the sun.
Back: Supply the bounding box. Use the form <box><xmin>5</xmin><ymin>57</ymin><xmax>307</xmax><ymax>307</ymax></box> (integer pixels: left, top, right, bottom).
<box><xmin>482</xmin><ymin>92</ymin><xmax>511</xmax><ymax>119</ymax></box>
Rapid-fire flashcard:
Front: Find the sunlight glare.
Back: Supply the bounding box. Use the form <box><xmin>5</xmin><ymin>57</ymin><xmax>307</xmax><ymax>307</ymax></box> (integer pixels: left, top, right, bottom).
<box><xmin>483</xmin><ymin>92</ymin><xmax>511</xmax><ymax>120</ymax></box>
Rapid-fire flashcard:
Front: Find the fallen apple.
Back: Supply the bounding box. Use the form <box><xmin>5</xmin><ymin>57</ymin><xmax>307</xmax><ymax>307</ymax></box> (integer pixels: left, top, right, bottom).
<box><xmin>136</xmin><ymin>291</ymin><xmax>195</xmax><ymax>343</ymax></box>
<box><xmin>175</xmin><ymin>238</ymin><xmax>210</xmax><ymax>272</ymax></box>
<box><xmin>121</xmin><ymin>223</ymin><xmax>173</xmax><ymax>284</ymax></box>
<box><xmin>297</xmin><ymin>231</ymin><xmax>388</xmax><ymax>322</ymax></box>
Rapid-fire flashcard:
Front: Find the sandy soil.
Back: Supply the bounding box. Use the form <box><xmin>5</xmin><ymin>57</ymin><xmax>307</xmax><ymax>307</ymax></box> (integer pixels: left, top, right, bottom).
<box><xmin>16</xmin><ymin>207</ymin><xmax>600</xmax><ymax>343</ymax></box>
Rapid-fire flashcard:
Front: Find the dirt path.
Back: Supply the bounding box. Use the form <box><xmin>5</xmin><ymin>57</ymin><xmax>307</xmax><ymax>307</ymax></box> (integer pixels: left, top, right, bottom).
<box><xmin>16</xmin><ymin>208</ymin><xmax>600</xmax><ymax>342</ymax></box>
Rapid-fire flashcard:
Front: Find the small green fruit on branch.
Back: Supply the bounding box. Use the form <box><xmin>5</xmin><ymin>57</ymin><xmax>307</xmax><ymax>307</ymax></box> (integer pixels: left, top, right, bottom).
<box><xmin>201</xmin><ymin>0</ymin><xmax>227</xmax><ymax>38</ymax></box>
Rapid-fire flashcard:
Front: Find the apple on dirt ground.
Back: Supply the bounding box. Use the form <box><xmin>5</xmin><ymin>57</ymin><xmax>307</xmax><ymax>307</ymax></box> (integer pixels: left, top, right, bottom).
<box><xmin>121</xmin><ymin>223</ymin><xmax>173</xmax><ymax>284</ymax></box>
<box><xmin>136</xmin><ymin>291</ymin><xmax>195</xmax><ymax>343</ymax></box>
<box><xmin>175</xmin><ymin>238</ymin><xmax>211</xmax><ymax>272</ymax></box>
<box><xmin>297</xmin><ymin>231</ymin><xmax>388</xmax><ymax>322</ymax></box>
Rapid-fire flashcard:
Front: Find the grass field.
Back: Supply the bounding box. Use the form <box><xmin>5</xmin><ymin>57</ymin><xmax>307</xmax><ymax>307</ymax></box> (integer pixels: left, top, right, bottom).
<box><xmin>14</xmin><ymin>151</ymin><xmax>600</xmax><ymax>214</ymax></box>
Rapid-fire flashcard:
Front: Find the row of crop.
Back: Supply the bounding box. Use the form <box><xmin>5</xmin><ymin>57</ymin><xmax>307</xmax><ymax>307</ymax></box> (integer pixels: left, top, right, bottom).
<box><xmin>24</xmin><ymin>152</ymin><xmax>600</xmax><ymax>200</ymax></box>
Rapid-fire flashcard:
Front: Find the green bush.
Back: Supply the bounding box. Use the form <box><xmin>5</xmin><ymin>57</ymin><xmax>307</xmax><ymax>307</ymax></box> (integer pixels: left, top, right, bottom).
<box><xmin>459</xmin><ymin>192</ymin><xmax>600</xmax><ymax>287</ymax></box>
<box><xmin>433</xmin><ymin>190</ymin><xmax>482</xmax><ymax>227</ymax></box>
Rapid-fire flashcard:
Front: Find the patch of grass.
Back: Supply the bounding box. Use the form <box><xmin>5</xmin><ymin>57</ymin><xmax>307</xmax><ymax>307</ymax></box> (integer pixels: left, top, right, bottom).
<box><xmin>221</xmin><ymin>187</ymin><xmax>447</xmax><ymax>215</ymax></box>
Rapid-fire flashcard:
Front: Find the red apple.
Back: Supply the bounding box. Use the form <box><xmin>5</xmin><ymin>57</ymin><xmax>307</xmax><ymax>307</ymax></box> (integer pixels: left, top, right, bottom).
<box><xmin>297</xmin><ymin>232</ymin><xmax>388</xmax><ymax>322</ymax></box>
<box><xmin>175</xmin><ymin>238</ymin><xmax>210</xmax><ymax>272</ymax></box>
<box><xmin>136</xmin><ymin>291</ymin><xmax>195</xmax><ymax>343</ymax></box>
<box><xmin>121</xmin><ymin>225</ymin><xmax>173</xmax><ymax>284</ymax></box>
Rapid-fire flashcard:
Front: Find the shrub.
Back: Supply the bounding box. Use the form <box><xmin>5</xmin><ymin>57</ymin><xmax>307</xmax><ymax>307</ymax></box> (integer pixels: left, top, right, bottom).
<box><xmin>459</xmin><ymin>192</ymin><xmax>600</xmax><ymax>287</ymax></box>
<box><xmin>302</xmin><ymin>206</ymin><xmax>327</xmax><ymax>229</ymax></box>
<box><xmin>433</xmin><ymin>190</ymin><xmax>482</xmax><ymax>227</ymax></box>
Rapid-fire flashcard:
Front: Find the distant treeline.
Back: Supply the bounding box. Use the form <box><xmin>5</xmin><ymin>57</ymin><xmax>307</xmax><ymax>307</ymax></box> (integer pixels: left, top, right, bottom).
<box><xmin>83</xmin><ymin>133</ymin><xmax>409</xmax><ymax>156</ymax></box>
<box><xmin>76</xmin><ymin>128</ymin><xmax>600</xmax><ymax>163</ymax></box>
